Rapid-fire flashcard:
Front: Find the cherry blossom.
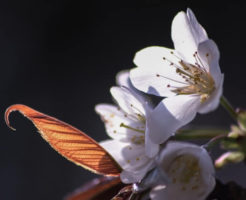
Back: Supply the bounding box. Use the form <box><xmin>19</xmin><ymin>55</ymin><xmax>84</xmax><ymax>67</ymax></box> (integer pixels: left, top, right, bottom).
<box><xmin>150</xmin><ymin>141</ymin><xmax>215</xmax><ymax>200</ymax></box>
<box><xmin>130</xmin><ymin>8</ymin><xmax>224</xmax><ymax>144</ymax></box>
<box><xmin>96</xmin><ymin>87</ymin><xmax>162</xmax><ymax>183</ymax></box>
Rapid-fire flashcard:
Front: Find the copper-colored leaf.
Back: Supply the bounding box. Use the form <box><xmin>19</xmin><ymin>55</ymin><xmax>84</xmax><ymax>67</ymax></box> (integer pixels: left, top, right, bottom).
<box><xmin>5</xmin><ymin>104</ymin><xmax>122</xmax><ymax>176</ymax></box>
<box><xmin>65</xmin><ymin>176</ymin><xmax>125</xmax><ymax>200</ymax></box>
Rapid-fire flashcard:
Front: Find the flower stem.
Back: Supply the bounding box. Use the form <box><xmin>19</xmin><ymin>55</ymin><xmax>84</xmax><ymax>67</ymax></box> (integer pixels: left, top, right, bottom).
<box><xmin>129</xmin><ymin>192</ymin><xmax>138</xmax><ymax>200</ymax></box>
<box><xmin>220</xmin><ymin>96</ymin><xmax>237</xmax><ymax>121</ymax></box>
<box><xmin>175</xmin><ymin>128</ymin><xmax>228</xmax><ymax>140</ymax></box>
<box><xmin>203</xmin><ymin>134</ymin><xmax>227</xmax><ymax>150</ymax></box>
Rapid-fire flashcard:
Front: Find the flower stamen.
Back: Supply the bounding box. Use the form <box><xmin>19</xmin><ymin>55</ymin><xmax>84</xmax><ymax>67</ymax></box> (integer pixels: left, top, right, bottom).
<box><xmin>161</xmin><ymin>52</ymin><xmax>215</xmax><ymax>103</ymax></box>
<box><xmin>120</xmin><ymin>123</ymin><xmax>145</xmax><ymax>134</ymax></box>
<box><xmin>129</xmin><ymin>104</ymin><xmax>146</xmax><ymax>122</ymax></box>
<box><xmin>156</xmin><ymin>73</ymin><xmax>189</xmax><ymax>86</ymax></box>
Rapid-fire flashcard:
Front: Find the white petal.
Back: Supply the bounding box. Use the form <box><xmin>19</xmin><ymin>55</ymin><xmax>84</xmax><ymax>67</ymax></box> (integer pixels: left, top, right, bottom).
<box><xmin>148</xmin><ymin>95</ymin><xmax>200</xmax><ymax>144</ymax></box>
<box><xmin>171</xmin><ymin>9</ymin><xmax>208</xmax><ymax>64</ymax></box>
<box><xmin>150</xmin><ymin>186</ymin><xmax>167</xmax><ymax>200</ymax></box>
<box><xmin>198</xmin><ymin>74</ymin><xmax>224</xmax><ymax>114</ymax></box>
<box><xmin>197</xmin><ymin>39</ymin><xmax>222</xmax><ymax>87</ymax></box>
<box><xmin>116</xmin><ymin>70</ymin><xmax>131</xmax><ymax>87</ymax></box>
<box><xmin>100</xmin><ymin>139</ymin><xmax>127</xmax><ymax>168</ymax></box>
<box><xmin>187</xmin><ymin>8</ymin><xmax>208</xmax><ymax>43</ymax></box>
<box><xmin>100</xmin><ymin>139</ymin><xmax>153</xmax><ymax>183</ymax></box>
<box><xmin>116</xmin><ymin>70</ymin><xmax>153</xmax><ymax>108</ymax></box>
<box><xmin>100</xmin><ymin>140</ymin><xmax>147</xmax><ymax>169</ymax></box>
<box><xmin>196</xmin><ymin>39</ymin><xmax>223</xmax><ymax>114</ymax></box>
<box><xmin>120</xmin><ymin>161</ymin><xmax>155</xmax><ymax>184</ymax></box>
<box><xmin>110</xmin><ymin>86</ymin><xmax>146</xmax><ymax>116</ymax></box>
<box><xmin>130</xmin><ymin>46</ymin><xmax>187</xmax><ymax>97</ymax></box>
<box><xmin>145</xmin><ymin>126</ymin><xmax>160</xmax><ymax>158</ymax></box>
<box><xmin>95</xmin><ymin>104</ymin><xmax>144</xmax><ymax>141</ymax></box>
<box><xmin>197</xmin><ymin>148</ymin><xmax>216</xmax><ymax>188</ymax></box>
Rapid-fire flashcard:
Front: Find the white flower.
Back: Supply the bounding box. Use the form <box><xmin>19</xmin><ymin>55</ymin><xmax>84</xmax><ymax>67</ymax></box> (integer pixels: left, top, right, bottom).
<box><xmin>150</xmin><ymin>141</ymin><xmax>215</xmax><ymax>200</ymax></box>
<box><xmin>96</xmin><ymin>86</ymin><xmax>162</xmax><ymax>183</ymax></box>
<box><xmin>130</xmin><ymin>8</ymin><xmax>224</xmax><ymax>144</ymax></box>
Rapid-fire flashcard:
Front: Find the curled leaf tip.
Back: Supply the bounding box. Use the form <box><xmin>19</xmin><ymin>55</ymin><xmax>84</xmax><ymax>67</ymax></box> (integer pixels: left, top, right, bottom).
<box><xmin>5</xmin><ymin>104</ymin><xmax>26</xmax><ymax>131</ymax></box>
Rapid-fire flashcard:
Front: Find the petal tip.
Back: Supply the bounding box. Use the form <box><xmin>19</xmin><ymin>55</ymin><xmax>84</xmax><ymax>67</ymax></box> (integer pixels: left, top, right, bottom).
<box><xmin>110</xmin><ymin>86</ymin><xmax>120</xmax><ymax>95</ymax></box>
<box><xmin>186</xmin><ymin>7</ymin><xmax>193</xmax><ymax>16</ymax></box>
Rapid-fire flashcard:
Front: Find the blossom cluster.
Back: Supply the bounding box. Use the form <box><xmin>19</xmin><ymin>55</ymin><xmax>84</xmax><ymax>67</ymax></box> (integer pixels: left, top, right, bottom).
<box><xmin>95</xmin><ymin>8</ymin><xmax>223</xmax><ymax>200</ymax></box>
<box><xmin>7</xmin><ymin>7</ymin><xmax>246</xmax><ymax>200</ymax></box>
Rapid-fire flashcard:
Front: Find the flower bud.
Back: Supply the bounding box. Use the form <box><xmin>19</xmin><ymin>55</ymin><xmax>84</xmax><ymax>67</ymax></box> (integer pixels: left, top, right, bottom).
<box><xmin>215</xmin><ymin>151</ymin><xmax>245</xmax><ymax>168</ymax></box>
<box><xmin>228</xmin><ymin>125</ymin><xmax>244</xmax><ymax>138</ymax></box>
<box><xmin>236</xmin><ymin>109</ymin><xmax>246</xmax><ymax>132</ymax></box>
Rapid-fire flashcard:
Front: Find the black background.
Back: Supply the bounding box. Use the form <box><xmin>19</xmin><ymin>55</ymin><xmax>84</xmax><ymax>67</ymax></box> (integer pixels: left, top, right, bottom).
<box><xmin>1</xmin><ymin>1</ymin><xmax>246</xmax><ymax>199</ymax></box>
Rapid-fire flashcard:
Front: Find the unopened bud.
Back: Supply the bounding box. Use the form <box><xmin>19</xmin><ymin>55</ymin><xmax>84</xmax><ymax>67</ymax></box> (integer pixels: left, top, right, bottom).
<box><xmin>228</xmin><ymin>125</ymin><xmax>244</xmax><ymax>138</ymax></box>
<box><xmin>236</xmin><ymin>109</ymin><xmax>246</xmax><ymax>132</ymax></box>
<box><xmin>215</xmin><ymin>151</ymin><xmax>245</xmax><ymax>168</ymax></box>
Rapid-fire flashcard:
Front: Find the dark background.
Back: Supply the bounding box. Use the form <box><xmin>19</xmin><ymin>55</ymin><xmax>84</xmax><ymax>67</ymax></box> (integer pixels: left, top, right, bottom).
<box><xmin>1</xmin><ymin>1</ymin><xmax>246</xmax><ymax>199</ymax></box>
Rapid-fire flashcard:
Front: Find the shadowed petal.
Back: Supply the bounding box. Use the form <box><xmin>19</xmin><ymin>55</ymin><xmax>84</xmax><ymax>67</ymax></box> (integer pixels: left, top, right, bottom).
<box><xmin>198</xmin><ymin>74</ymin><xmax>224</xmax><ymax>114</ymax></box>
<box><xmin>100</xmin><ymin>139</ymin><xmax>153</xmax><ymax>183</ymax></box>
<box><xmin>148</xmin><ymin>95</ymin><xmax>200</xmax><ymax>144</ymax></box>
<box><xmin>197</xmin><ymin>39</ymin><xmax>222</xmax><ymax>87</ymax></box>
